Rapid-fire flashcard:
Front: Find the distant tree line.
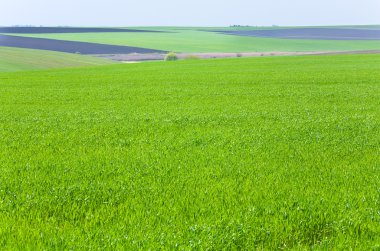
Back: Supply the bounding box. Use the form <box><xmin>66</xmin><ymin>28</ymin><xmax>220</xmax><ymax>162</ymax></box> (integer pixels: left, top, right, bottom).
<box><xmin>10</xmin><ymin>25</ymin><xmax>71</xmax><ymax>27</ymax></box>
<box><xmin>230</xmin><ymin>24</ymin><xmax>280</xmax><ymax>27</ymax></box>
<box><xmin>230</xmin><ymin>25</ymin><xmax>251</xmax><ymax>27</ymax></box>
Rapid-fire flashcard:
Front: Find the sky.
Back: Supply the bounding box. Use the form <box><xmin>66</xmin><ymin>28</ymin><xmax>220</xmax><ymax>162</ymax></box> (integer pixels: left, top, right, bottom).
<box><xmin>2</xmin><ymin>0</ymin><xmax>380</xmax><ymax>27</ymax></box>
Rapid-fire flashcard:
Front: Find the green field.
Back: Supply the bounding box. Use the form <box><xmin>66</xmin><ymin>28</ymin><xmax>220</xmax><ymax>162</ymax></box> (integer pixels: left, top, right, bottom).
<box><xmin>0</xmin><ymin>46</ymin><xmax>116</xmax><ymax>72</ymax></box>
<box><xmin>1</xmin><ymin>54</ymin><xmax>380</xmax><ymax>249</ymax></box>
<box><xmin>11</xmin><ymin>28</ymin><xmax>380</xmax><ymax>53</ymax></box>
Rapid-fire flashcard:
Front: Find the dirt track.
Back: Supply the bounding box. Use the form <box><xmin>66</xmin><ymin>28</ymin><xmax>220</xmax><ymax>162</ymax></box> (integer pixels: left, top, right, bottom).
<box><xmin>94</xmin><ymin>50</ymin><xmax>380</xmax><ymax>62</ymax></box>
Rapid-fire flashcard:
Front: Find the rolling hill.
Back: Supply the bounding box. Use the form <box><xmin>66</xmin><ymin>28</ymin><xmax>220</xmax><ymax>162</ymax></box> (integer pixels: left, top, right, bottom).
<box><xmin>0</xmin><ymin>46</ymin><xmax>116</xmax><ymax>72</ymax></box>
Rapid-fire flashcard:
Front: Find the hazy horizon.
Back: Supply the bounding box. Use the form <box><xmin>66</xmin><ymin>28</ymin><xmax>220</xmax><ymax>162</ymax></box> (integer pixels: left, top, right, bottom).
<box><xmin>2</xmin><ymin>0</ymin><xmax>380</xmax><ymax>27</ymax></box>
<box><xmin>3</xmin><ymin>24</ymin><xmax>380</xmax><ymax>28</ymax></box>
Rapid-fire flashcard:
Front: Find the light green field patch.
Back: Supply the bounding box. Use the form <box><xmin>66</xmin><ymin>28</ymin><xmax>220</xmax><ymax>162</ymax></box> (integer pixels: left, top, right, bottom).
<box><xmin>0</xmin><ymin>46</ymin><xmax>116</xmax><ymax>72</ymax></box>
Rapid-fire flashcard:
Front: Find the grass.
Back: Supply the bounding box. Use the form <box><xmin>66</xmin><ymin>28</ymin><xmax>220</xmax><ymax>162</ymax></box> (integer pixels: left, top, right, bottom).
<box><xmin>0</xmin><ymin>54</ymin><xmax>380</xmax><ymax>249</ymax></box>
<box><xmin>0</xmin><ymin>46</ymin><xmax>116</xmax><ymax>72</ymax></box>
<box><xmin>10</xmin><ymin>28</ymin><xmax>380</xmax><ymax>53</ymax></box>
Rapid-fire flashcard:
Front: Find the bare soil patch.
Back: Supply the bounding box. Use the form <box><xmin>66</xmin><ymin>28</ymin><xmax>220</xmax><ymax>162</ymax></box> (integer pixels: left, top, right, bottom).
<box><xmin>0</xmin><ymin>35</ymin><xmax>165</xmax><ymax>54</ymax></box>
<box><xmin>213</xmin><ymin>28</ymin><xmax>380</xmax><ymax>40</ymax></box>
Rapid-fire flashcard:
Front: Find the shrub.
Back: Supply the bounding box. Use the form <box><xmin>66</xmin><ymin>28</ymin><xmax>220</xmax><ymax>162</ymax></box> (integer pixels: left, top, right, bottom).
<box><xmin>185</xmin><ymin>55</ymin><xmax>200</xmax><ymax>60</ymax></box>
<box><xmin>164</xmin><ymin>52</ymin><xmax>178</xmax><ymax>61</ymax></box>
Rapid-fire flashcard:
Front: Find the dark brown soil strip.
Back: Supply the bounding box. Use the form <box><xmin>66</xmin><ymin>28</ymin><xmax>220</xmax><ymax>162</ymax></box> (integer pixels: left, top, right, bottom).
<box><xmin>212</xmin><ymin>28</ymin><xmax>380</xmax><ymax>40</ymax></box>
<box><xmin>0</xmin><ymin>35</ymin><xmax>166</xmax><ymax>54</ymax></box>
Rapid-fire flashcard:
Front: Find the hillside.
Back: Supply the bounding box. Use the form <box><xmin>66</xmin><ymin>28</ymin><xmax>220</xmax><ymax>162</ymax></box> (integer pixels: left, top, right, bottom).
<box><xmin>11</xmin><ymin>27</ymin><xmax>380</xmax><ymax>53</ymax></box>
<box><xmin>0</xmin><ymin>46</ymin><xmax>116</xmax><ymax>72</ymax></box>
<box><xmin>1</xmin><ymin>54</ymin><xmax>380</xmax><ymax>249</ymax></box>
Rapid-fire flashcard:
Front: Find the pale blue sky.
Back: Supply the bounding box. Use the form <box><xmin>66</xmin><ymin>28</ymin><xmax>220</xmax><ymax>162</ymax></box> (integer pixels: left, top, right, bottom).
<box><xmin>2</xmin><ymin>0</ymin><xmax>380</xmax><ymax>27</ymax></box>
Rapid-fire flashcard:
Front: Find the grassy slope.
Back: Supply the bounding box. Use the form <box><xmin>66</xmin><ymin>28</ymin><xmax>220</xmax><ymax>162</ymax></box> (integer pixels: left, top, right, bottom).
<box><xmin>1</xmin><ymin>54</ymin><xmax>380</xmax><ymax>249</ymax></box>
<box><xmin>0</xmin><ymin>46</ymin><xmax>116</xmax><ymax>72</ymax></box>
<box><xmin>11</xmin><ymin>28</ymin><xmax>380</xmax><ymax>53</ymax></box>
